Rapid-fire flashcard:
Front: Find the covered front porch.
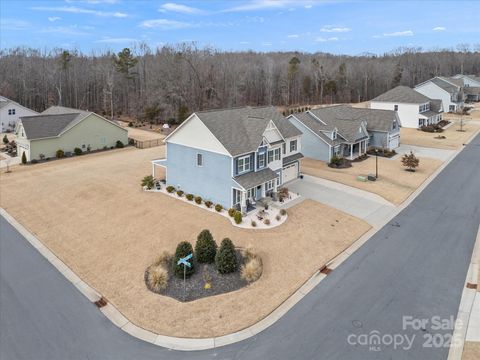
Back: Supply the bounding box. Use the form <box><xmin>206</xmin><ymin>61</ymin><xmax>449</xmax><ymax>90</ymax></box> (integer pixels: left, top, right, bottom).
<box><xmin>338</xmin><ymin>139</ymin><xmax>368</xmax><ymax>160</ymax></box>
<box><xmin>233</xmin><ymin>168</ymin><xmax>279</xmax><ymax>214</ymax></box>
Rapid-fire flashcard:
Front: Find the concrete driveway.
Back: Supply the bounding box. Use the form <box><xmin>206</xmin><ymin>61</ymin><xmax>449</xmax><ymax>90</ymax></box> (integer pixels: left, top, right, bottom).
<box><xmin>288</xmin><ymin>175</ymin><xmax>396</xmax><ymax>228</ymax></box>
<box><xmin>395</xmin><ymin>144</ymin><xmax>455</xmax><ymax>161</ymax></box>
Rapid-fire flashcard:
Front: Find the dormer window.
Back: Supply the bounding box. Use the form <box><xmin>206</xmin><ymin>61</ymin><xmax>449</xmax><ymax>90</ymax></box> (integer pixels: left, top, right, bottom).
<box><xmin>332</xmin><ymin>130</ymin><xmax>337</xmax><ymax>140</ymax></box>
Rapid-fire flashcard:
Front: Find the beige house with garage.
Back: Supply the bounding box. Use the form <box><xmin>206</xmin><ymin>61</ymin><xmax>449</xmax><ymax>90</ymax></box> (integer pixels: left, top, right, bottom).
<box><xmin>15</xmin><ymin>106</ymin><xmax>128</xmax><ymax>161</ymax></box>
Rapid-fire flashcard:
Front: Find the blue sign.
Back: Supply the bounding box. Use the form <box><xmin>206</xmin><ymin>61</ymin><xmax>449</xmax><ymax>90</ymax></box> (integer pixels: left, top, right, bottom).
<box><xmin>177</xmin><ymin>253</ymin><xmax>193</xmax><ymax>268</ymax></box>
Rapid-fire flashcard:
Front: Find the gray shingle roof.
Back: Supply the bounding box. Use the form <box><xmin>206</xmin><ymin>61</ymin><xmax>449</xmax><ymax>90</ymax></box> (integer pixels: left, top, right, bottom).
<box><xmin>234</xmin><ymin>167</ymin><xmax>278</xmax><ymax>189</ymax></box>
<box><xmin>425</xmin><ymin>78</ymin><xmax>459</xmax><ymax>94</ymax></box>
<box><xmin>20</xmin><ymin>113</ymin><xmax>84</xmax><ymax>139</ymax></box>
<box><xmin>195</xmin><ymin>106</ymin><xmax>301</xmax><ymax>156</ymax></box>
<box><xmin>0</xmin><ymin>101</ymin><xmax>9</xmax><ymax>110</ymax></box>
<box><xmin>283</xmin><ymin>152</ymin><xmax>304</xmax><ymax>166</ymax></box>
<box><xmin>41</xmin><ymin>105</ymin><xmax>90</xmax><ymax>116</ymax></box>
<box><xmin>372</xmin><ymin>86</ymin><xmax>431</xmax><ymax>104</ymax></box>
<box><xmin>430</xmin><ymin>99</ymin><xmax>443</xmax><ymax>112</ymax></box>
<box><xmin>349</xmin><ymin>108</ymin><xmax>397</xmax><ymax>132</ymax></box>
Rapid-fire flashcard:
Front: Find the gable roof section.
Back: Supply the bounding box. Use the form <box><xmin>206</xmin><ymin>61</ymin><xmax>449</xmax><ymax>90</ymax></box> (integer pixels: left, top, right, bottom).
<box><xmin>0</xmin><ymin>96</ymin><xmax>38</xmax><ymax>114</ymax></box>
<box><xmin>372</xmin><ymin>86</ymin><xmax>431</xmax><ymax>104</ymax></box>
<box><xmin>191</xmin><ymin>106</ymin><xmax>301</xmax><ymax>156</ymax></box>
<box><xmin>429</xmin><ymin>77</ymin><xmax>460</xmax><ymax>94</ymax></box>
<box><xmin>20</xmin><ymin>113</ymin><xmax>83</xmax><ymax>139</ymax></box>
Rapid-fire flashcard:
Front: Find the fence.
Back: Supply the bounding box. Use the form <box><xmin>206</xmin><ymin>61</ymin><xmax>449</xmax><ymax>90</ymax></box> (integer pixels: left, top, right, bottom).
<box><xmin>130</xmin><ymin>138</ymin><xmax>164</xmax><ymax>149</ymax></box>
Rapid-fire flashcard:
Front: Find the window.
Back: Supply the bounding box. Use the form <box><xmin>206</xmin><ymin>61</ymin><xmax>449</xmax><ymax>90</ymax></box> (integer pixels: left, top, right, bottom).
<box><xmin>394</xmin><ymin>105</ymin><xmax>398</xmax><ymax>111</ymax></box>
<box><xmin>332</xmin><ymin>130</ymin><xmax>337</xmax><ymax>140</ymax></box>
<box><xmin>247</xmin><ymin>187</ymin><xmax>255</xmax><ymax>199</ymax></box>
<box><xmin>290</xmin><ymin>140</ymin><xmax>297</xmax><ymax>152</ymax></box>
<box><xmin>270</xmin><ymin>148</ymin><xmax>281</xmax><ymax>161</ymax></box>
<box><xmin>282</xmin><ymin>143</ymin><xmax>286</xmax><ymax>154</ymax></box>
<box><xmin>258</xmin><ymin>153</ymin><xmax>265</xmax><ymax>168</ymax></box>
<box><xmin>197</xmin><ymin>153</ymin><xmax>203</xmax><ymax>166</ymax></box>
<box><xmin>268</xmin><ymin>150</ymin><xmax>273</xmax><ymax>163</ymax></box>
<box><xmin>237</xmin><ymin>155</ymin><xmax>250</xmax><ymax>173</ymax></box>
<box><xmin>233</xmin><ymin>189</ymin><xmax>241</xmax><ymax>205</ymax></box>
<box><xmin>8</xmin><ymin>109</ymin><xmax>15</xmax><ymax>115</ymax></box>
<box><xmin>266</xmin><ymin>179</ymin><xmax>275</xmax><ymax>191</ymax></box>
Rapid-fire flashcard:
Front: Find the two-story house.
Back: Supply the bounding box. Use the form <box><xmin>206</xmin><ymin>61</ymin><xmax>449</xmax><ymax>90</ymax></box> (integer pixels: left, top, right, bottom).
<box><xmin>414</xmin><ymin>77</ymin><xmax>464</xmax><ymax>112</ymax></box>
<box><xmin>370</xmin><ymin>86</ymin><xmax>443</xmax><ymax>128</ymax></box>
<box><xmin>152</xmin><ymin>106</ymin><xmax>303</xmax><ymax>213</ymax></box>
<box><xmin>0</xmin><ymin>95</ymin><xmax>38</xmax><ymax>133</ymax></box>
<box><xmin>452</xmin><ymin>74</ymin><xmax>480</xmax><ymax>102</ymax></box>
<box><xmin>288</xmin><ymin>105</ymin><xmax>400</xmax><ymax>162</ymax></box>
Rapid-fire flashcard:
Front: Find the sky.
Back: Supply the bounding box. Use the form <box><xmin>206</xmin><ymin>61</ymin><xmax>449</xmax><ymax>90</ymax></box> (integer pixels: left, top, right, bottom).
<box><xmin>1</xmin><ymin>0</ymin><xmax>479</xmax><ymax>55</ymax></box>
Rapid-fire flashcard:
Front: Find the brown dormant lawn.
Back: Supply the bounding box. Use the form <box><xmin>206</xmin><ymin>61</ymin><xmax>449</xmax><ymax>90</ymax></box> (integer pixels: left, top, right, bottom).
<box><xmin>0</xmin><ymin>147</ymin><xmax>370</xmax><ymax>338</ymax></box>
<box><xmin>400</xmin><ymin>120</ymin><xmax>480</xmax><ymax>150</ymax></box>
<box><xmin>301</xmin><ymin>156</ymin><xmax>443</xmax><ymax>205</ymax></box>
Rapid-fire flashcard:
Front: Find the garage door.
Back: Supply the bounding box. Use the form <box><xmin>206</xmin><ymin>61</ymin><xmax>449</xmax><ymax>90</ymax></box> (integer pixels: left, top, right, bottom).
<box><xmin>282</xmin><ymin>163</ymin><xmax>298</xmax><ymax>184</ymax></box>
<box><xmin>389</xmin><ymin>136</ymin><xmax>399</xmax><ymax>149</ymax></box>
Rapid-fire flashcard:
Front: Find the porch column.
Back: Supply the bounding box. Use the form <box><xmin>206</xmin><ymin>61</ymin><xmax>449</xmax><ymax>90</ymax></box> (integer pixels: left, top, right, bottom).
<box><xmin>152</xmin><ymin>163</ymin><xmax>155</xmax><ymax>178</ymax></box>
<box><xmin>240</xmin><ymin>190</ymin><xmax>247</xmax><ymax>213</ymax></box>
<box><xmin>350</xmin><ymin>144</ymin><xmax>353</xmax><ymax>159</ymax></box>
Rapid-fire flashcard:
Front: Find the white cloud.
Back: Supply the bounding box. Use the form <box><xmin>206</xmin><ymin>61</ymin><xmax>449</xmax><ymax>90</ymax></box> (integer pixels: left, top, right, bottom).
<box><xmin>315</xmin><ymin>36</ymin><xmax>338</xmax><ymax>42</ymax></box>
<box><xmin>159</xmin><ymin>3</ymin><xmax>204</xmax><ymax>14</ymax></box>
<box><xmin>239</xmin><ymin>41</ymin><xmax>250</xmax><ymax>44</ymax></box>
<box><xmin>95</xmin><ymin>37</ymin><xmax>138</xmax><ymax>43</ymax></box>
<box><xmin>321</xmin><ymin>25</ymin><xmax>351</xmax><ymax>33</ymax></box>
<box><xmin>383</xmin><ymin>30</ymin><xmax>413</xmax><ymax>37</ymax></box>
<box><xmin>305</xmin><ymin>4</ymin><xmax>313</xmax><ymax>9</ymax></box>
<box><xmin>261</xmin><ymin>42</ymin><xmax>272</xmax><ymax>46</ymax></box>
<box><xmin>48</xmin><ymin>17</ymin><xmax>61</xmax><ymax>22</ymax></box>
<box><xmin>139</xmin><ymin>19</ymin><xmax>192</xmax><ymax>29</ymax></box>
<box><xmin>0</xmin><ymin>18</ymin><xmax>31</xmax><ymax>30</ymax></box>
<box><xmin>433</xmin><ymin>26</ymin><xmax>446</xmax><ymax>31</ymax></box>
<box><xmin>287</xmin><ymin>34</ymin><xmax>299</xmax><ymax>38</ymax></box>
<box><xmin>222</xmin><ymin>0</ymin><xmax>312</xmax><ymax>12</ymax></box>
<box><xmin>30</xmin><ymin>6</ymin><xmax>127</xmax><ymax>17</ymax></box>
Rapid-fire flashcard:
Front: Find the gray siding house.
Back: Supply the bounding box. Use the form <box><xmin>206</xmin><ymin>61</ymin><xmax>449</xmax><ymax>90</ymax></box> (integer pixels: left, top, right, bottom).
<box><xmin>152</xmin><ymin>106</ymin><xmax>303</xmax><ymax>213</ymax></box>
<box><xmin>288</xmin><ymin>105</ymin><xmax>400</xmax><ymax>162</ymax></box>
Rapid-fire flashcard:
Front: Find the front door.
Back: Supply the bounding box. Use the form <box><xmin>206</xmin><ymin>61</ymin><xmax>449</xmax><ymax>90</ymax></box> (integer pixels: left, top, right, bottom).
<box><xmin>256</xmin><ymin>185</ymin><xmax>262</xmax><ymax>199</ymax></box>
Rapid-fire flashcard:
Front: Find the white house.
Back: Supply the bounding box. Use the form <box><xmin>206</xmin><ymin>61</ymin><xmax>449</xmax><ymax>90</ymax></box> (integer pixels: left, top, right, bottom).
<box><xmin>452</xmin><ymin>74</ymin><xmax>480</xmax><ymax>102</ymax></box>
<box><xmin>370</xmin><ymin>86</ymin><xmax>443</xmax><ymax>129</ymax></box>
<box><xmin>415</xmin><ymin>77</ymin><xmax>464</xmax><ymax>112</ymax></box>
<box><xmin>0</xmin><ymin>95</ymin><xmax>38</xmax><ymax>133</ymax></box>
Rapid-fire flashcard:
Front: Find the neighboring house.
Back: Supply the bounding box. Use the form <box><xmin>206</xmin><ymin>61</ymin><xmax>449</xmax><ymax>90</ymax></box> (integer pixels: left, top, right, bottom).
<box><xmin>15</xmin><ymin>106</ymin><xmax>128</xmax><ymax>161</ymax></box>
<box><xmin>151</xmin><ymin>106</ymin><xmax>303</xmax><ymax>213</ymax></box>
<box><xmin>288</xmin><ymin>105</ymin><xmax>399</xmax><ymax>162</ymax></box>
<box><xmin>452</xmin><ymin>74</ymin><xmax>480</xmax><ymax>102</ymax></box>
<box><xmin>0</xmin><ymin>95</ymin><xmax>38</xmax><ymax>133</ymax></box>
<box><xmin>370</xmin><ymin>86</ymin><xmax>443</xmax><ymax>128</ymax></box>
<box><xmin>415</xmin><ymin>77</ymin><xmax>464</xmax><ymax>112</ymax></box>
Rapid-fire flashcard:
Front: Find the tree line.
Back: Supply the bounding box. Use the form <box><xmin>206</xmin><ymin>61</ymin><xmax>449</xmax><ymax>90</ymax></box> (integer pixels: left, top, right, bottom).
<box><xmin>0</xmin><ymin>43</ymin><xmax>479</xmax><ymax>123</ymax></box>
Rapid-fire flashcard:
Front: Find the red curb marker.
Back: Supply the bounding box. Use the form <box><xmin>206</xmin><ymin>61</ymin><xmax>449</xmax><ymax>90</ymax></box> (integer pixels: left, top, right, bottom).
<box><xmin>466</xmin><ymin>283</ymin><xmax>478</xmax><ymax>290</ymax></box>
<box><xmin>94</xmin><ymin>297</ymin><xmax>108</xmax><ymax>308</ymax></box>
<box><xmin>320</xmin><ymin>266</ymin><xmax>332</xmax><ymax>275</ymax></box>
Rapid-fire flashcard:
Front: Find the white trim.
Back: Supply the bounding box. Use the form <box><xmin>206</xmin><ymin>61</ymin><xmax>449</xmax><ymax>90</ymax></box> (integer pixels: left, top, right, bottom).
<box><xmin>305</xmin><ymin>110</ymin><xmax>327</xmax><ymax>125</ymax></box>
<box><xmin>288</xmin><ymin>115</ymin><xmax>332</xmax><ymax>146</ymax></box>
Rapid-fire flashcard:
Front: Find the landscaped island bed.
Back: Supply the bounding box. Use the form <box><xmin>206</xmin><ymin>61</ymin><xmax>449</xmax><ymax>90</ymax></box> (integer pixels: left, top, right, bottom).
<box><xmin>301</xmin><ymin>156</ymin><xmax>443</xmax><ymax>205</ymax></box>
<box><xmin>0</xmin><ymin>146</ymin><xmax>370</xmax><ymax>338</ymax></box>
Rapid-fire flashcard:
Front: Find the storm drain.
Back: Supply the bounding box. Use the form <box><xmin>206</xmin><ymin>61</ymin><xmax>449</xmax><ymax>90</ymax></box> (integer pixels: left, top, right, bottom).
<box><xmin>320</xmin><ymin>265</ymin><xmax>332</xmax><ymax>275</ymax></box>
<box><xmin>94</xmin><ymin>297</ymin><xmax>108</xmax><ymax>308</ymax></box>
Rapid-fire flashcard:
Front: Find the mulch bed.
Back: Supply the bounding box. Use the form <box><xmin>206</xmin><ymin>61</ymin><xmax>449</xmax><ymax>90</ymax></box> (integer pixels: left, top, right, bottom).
<box><xmin>351</xmin><ymin>154</ymin><xmax>369</xmax><ymax>162</ymax></box>
<box><xmin>366</xmin><ymin>150</ymin><xmax>396</xmax><ymax>158</ymax></box>
<box><xmin>145</xmin><ymin>250</ymin><xmax>249</xmax><ymax>302</ymax></box>
<box><xmin>328</xmin><ymin>159</ymin><xmax>352</xmax><ymax>169</ymax></box>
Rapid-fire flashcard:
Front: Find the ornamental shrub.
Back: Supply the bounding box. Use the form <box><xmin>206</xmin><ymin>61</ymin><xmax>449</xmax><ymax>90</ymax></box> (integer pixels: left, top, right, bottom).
<box><xmin>228</xmin><ymin>208</ymin><xmax>236</xmax><ymax>217</ymax></box>
<box><xmin>21</xmin><ymin>151</ymin><xmax>27</xmax><ymax>164</ymax></box>
<box><xmin>205</xmin><ymin>200</ymin><xmax>213</xmax><ymax>208</ymax></box>
<box><xmin>215</xmin><ymin>204</ymin><xmax>223</xmax><ymax>212</ymax></box>
<box><xmin>195</xmin><ymin>229</ymin><xmax>217</xmax><ymax>264</ymax></box>
<box><xmin>186</xmin><ymin>194</ymin><xmax>194</xmax><ymax>201</ymax></box>
<box><xmin>56</xmin><ymin>149</ymin><xmax>64</xmax><ymax>158</ymax></box>
<box><xmin>195</xmin><ymin>196</ymin><xmax>202</xmax><ymax>204</ymax></box>
<box><xmin>115</xmin><ymin>140</ymin><xmax>124</xmax><ymax>148</ymax></box>
<box><xmin>173</xmin><ymin>241</ymin><xmax>195</xmax><ymax>278</ymax></box>
<box><xmin>141</xmin><ymin>175</ymin><xmax>154</xmax><ymax>189</ymax></box>
<box><xmin>234</xmin><ymin>211</ymin><xmax>242</xmax><ymax>224</ymax></box>
<box><xmin>74</xmin><ymin>147</ymin><xmax>82</xmax><ymax>155</ymax></box>
<box><xmin>166</xmin><ymin>185</ymin><xmax>175</xmax><ymax>193</ymax></box>
<box><xmin>215</xmin><ymin>238</ymin><xmax>237</xmax><ymax>274</ymax></box>
<box><xmin>176</xmin><ymin>190</ymin><xmax>184</xmax><ymax>197</ymax></box>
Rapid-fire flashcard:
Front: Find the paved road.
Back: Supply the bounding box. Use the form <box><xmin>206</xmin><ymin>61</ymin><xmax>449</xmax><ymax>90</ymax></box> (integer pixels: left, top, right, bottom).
<box><xmin>1</xmin><ymin>134</ymin><xmax>479</xmax><ymax>360</ymax></box>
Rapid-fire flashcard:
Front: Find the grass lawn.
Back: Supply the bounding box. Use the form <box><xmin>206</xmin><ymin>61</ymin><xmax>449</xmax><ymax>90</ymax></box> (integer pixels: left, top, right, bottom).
<box><xmin>400</xmin><ymin>121</ymin><xmax>480</xmax><ymax>150</ymax></box>
<box><xmin>0</xmin><ymin>146</ymin><xmax>370</xmax><ymax>338</ymax></box>
<box><xmin>301</xmin><ymin>156</ymin><xmax>443</xmax><ymax>205</ymax></box>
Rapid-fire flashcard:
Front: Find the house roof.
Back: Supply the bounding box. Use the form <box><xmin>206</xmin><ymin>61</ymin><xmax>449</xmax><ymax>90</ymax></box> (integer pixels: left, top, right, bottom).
<box><xmin>234</xmin><ymin>167</ymin><xmax>278</xmax><ymax>189</ymax></box>
<box><xmin>349</xmin><ymin>108</ymin><xmax>398</xmax><ymax>132</ymax></box>
<box><xmin>0</xmin><ymin>96</ymin><xmax>38</xmax><ymax>114</ymax></box>
<box><xmin>42</xmin><ymin>105</ymin><xmax>90</xmax><ymax>116</ymax></box>
<box><xmin>372</xmin><ymin>86</ymin><xmax>431</xmax><ymax>104</ymax></box>
<box><xmin>19</xmin><ymin>113</ymin><xmax>84</xmax><ymax>139</ymax></box>
<box><xmin>0</xmin><ymin>101</ymin><xmax>9</xmax><ymax>110</ymax></box>
<box><xmin>443</xmin><ymin>77</ymin><xmax>464</xmax><ymax>87</ymax></box>
<box><xmin>283</xmin><ymin>152</ymin><xmax>304</xmax><ymax>166</ymax></box>
<box><xmin>423</xmin><ymin>77</ymin><xmax>459</xmax><ymax>94</ymax></box>
<box><xmin>194</xmin><ymin>106</ymin><xmax>302</xmax><ymax>156</ymax></box>
<box><xmin>430</xmin><ymin>99</ymin><xmax>443</xmax><ymax>112</ymax></box>
<box><xmin>465</xmin><ymin>87</ymin><xmax>480</xmax><ymax>95</ymax></box>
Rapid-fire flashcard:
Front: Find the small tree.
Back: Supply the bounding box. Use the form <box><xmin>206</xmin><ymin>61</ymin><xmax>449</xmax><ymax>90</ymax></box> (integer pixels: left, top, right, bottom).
<box><xmin>401</xmin><ymin>151</ymin><xmax>420</xmax><ymax>172</ymax></box>
<box><xmin>116</xmin><ymin>140</ymin><xmax>124</xmax><ymax>148</ymax></box>
<box><xmin>173</xmin><ymin>241</ymin><xmax>195</xmax><ymax>278</ymax></box>
<box><xmin>21</xmin><ymin>151</ymin><xmax>27</xmax><ymax>164</ymax></box>
<box><xmin>195</xmin><ymin>229</ymin><xmax>217</xmax><ymax>264</ymax></box>
<box><xmin>2</xmin><ymin>135</ymin><xmax>8</xmax><ymax>144</ymax></box>
<box><xmin>141</xmin><ymin>175</ymin><xmax>154</xmax><ymax>189</ymax></box>
<box><xmin>56</xmin><ymin>149</ymin><xmax>64</xmax><ymax>158</ymax></box>
<box><xmin>215</xmin><ymin>238</ymin><xmax>237</xmax><ymax>274</ymax></box>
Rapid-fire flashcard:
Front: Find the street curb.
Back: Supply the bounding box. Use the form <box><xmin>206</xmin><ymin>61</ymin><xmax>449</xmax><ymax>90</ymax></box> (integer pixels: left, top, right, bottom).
<box><xmin>447</xmin><ymin>226</ymin><xmax>480</xmax><ymax>360</ymax></box>
<box><xmin>1</xmin><ymin>129</ymin><xmax>478</xmax><ymax>352</ymax></box>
